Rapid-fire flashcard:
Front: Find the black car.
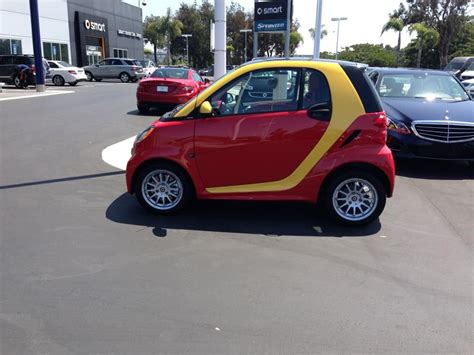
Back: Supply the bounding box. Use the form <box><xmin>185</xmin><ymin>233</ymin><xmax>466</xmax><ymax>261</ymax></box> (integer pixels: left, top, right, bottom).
<box><xmin>0</xmin><ymin>54</ymin><xmax>51</xmax><ymax>88</ymax></box>
<box><xmin>368</xmin><ymin>68</ymin><xmax>474</xmax><ymax>162</ymax></box>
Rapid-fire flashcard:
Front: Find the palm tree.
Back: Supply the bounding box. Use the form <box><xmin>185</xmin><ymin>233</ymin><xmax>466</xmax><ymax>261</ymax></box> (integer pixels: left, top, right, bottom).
<box><xmin>408</xmin><ymin>23</ymin><xmax>439</xmax><ymax>68</ymax></box>
<box><xmin>158</xmin><ymin>8</ymin><xmax>183</xmax><ymax>65</ymax></box>
<box><xmin>381</xmin><ymin>18</ymin><xmax>404</xmax><ymax>67</ymax></box>
<box><xmin>309</xmin><ymin>25</ymin><xmax>328</xmax><ymax>40</ymax></box>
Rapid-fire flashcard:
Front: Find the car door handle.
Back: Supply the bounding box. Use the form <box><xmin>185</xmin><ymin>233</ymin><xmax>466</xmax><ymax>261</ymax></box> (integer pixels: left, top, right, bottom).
<box><xmin>307</xmin><ymin>103</ymin><xmax>332</xmax><ymax>121</ymax></box>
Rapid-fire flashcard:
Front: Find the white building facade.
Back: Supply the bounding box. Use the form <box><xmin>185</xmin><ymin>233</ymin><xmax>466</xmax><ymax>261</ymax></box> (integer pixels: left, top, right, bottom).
<box><xmin>0</xmin><ymin>0</ymin><xmax>71</xmax><ymax>62</ymax></box>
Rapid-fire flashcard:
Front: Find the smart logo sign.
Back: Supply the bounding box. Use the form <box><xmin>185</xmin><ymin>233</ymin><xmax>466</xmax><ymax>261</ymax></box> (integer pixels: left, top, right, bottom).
<box><xmin>254</xmin><ymin>0</ymin><xmax>290</xmax><ymax>32</ymax></box>
<box><xmin>84</xmin><ymin>19</ymin><xmax>106</xmax><ymax>32</ymax></box>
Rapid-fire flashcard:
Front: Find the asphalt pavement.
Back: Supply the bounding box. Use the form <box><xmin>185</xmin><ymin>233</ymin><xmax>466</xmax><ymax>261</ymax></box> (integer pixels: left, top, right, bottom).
<box><xmin>0</xmin><ymin>82</ymin><xmax>472</xmax><ymax>354</ymax></box>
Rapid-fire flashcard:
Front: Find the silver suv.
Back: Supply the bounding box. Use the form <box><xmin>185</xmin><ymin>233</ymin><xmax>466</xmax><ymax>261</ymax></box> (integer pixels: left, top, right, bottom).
<box><xmin>83</xmin><ymin>58</ymin><xmax>144</xmax><ymax>83</ymax></box>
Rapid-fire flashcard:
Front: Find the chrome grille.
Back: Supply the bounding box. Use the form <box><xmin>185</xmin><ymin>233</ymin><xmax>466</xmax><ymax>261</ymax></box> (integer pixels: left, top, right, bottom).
<box><xmin>412</xmin><ymin>121</ymin><xmax>474</xmax><ymax>143</ymax></box>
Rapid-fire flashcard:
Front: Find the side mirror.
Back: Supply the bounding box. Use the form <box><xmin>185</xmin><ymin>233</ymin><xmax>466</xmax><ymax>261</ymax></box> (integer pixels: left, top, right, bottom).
<box><xmin>203</xmin><ymin>78</ymin><xmax>210</xmax><ymax>84</ymax></box>
<box><xmin>199</xmin><ymin>101</ymin><xmax>213</xmax><ymax>115</ymax></box>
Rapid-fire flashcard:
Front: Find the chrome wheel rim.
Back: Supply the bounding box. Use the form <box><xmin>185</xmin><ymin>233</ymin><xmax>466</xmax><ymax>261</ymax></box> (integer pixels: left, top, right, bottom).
<box><xmin>141</xmin><ymin>170</ymin><xmax>183</xmax><ymax>210</ymax></box>
<box><xmin>53</xmin><ymin>76</ymin><xmax>63</xmax><ymax>85</ymax></box>
<box><xmin>14</xmin><ymin>76</ymin><xmax>21</xmax><ymax>86</ymax></box>
<box><xmin>332</xmin><ymin>178</ymin><xmax>378</xmax><ymax>222</ymax></box>
<box><xmin>120</xmin><ymin>73</ymin><xmax>129</xmax><ymax>82</ymax></box>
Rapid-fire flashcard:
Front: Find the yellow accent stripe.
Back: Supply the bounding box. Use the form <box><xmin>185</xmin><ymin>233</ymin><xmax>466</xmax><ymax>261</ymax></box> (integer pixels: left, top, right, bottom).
<box><xmin>176</xmin><ymin>61</ymin><xmax>366</xmax><ymax>194</ymax></box>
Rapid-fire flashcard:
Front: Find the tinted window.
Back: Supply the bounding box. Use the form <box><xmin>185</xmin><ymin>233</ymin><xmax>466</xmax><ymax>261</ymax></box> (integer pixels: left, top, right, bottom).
<box><xmin>111</xmin><ymin>59</ymin><xmax>123</xmax><ymax>65</ymax></box>
<box><xmin>124</xmin><ymin>60</ymin><xmax>135</xmax><ymax>65</ymax></box>
<box><xmin>48</xmin><ymin>61</ymin><xmax>59</xmax><ymax>68</ymax></box>
<box><xmin>12</xmin><ymin>56</ymin><xmax>31</xmax><ymax>65</ymax></box>
<box><xmin>208</xmin><ymin>68</ymin><xmax>300</xmax><ymax>116</ymax></box>
<box><xmin>0</xmin><ymin>56</ymin><xmax>13</xmax><ymax>65</ymax></box>
<box><xmin>302</xmin><ymin>69</ymin><xmax>331</xmax><ymax>109</ymax></box>
<box><xmin>192</xmin><ymin>71</ymin><xmax>202</xmax><ymax>82</ymax></box>
<box><xmin>152</xmin><ymin>68</ymin><xmax>189</xmax><ymax>79</ymax></box>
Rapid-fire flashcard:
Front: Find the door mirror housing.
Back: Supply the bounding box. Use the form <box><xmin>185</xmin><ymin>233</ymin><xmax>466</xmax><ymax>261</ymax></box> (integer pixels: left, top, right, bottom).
<box><xmin>199</xmin><ymin>101</ymin><xmax>213</xmax><ymax>115</ymax></box>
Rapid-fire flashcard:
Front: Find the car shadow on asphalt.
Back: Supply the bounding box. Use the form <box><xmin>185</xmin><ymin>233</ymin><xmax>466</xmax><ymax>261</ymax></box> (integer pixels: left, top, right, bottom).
<box><xmin>127</xmin><ymin>108</ymin><xmax>169</xmax><ymax>117</ymax></box>
<box><xmin>106</xmin><ymin>193</ymin><xmax>382</xmax><ymax>238</ymax></box>
<box><xmin>395</xmin><ymin>159</ymin><xmax>473</xmax><ymax>180</ymax></box>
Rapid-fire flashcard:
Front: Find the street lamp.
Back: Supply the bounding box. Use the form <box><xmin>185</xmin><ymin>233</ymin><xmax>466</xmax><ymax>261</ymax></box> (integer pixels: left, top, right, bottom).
<box><xmin>138</xmin><ymin>1</ymin><xmax>147</xmax><ymax>7</ymax></box>
<box><xmin>181</xmin><ymin>34</ymin><xmax>192</xmax><ymax>66</ymax></box>
<box><xmin>331</xmin><ymin>16</ymin><xmax>347</xmax><ymax>60</ymax></box>
<box><xmin>240</xmin><ymin>29</ymin><xmax>252</xmax><ymax>63</ymax></box>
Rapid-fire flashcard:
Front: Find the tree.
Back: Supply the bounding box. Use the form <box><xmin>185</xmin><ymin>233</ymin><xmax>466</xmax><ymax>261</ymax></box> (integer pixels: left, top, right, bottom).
<box><xmin>309</xmin><ymin>25</ymin><xmax>328</xmax><ymax>40</ymax></box>
<box><xmin>408</xmin><ymin>23</ymin><xmax>439</xmax><ymax>68</ymax></box>
<box><xmin>158</xmin><ymin>8</ymin><xmax>183</xmax><ymax>65</ymax></box>
<box><xmin>400</xmin><ymin>0</ymin><xmax>470</xmax><ymax>67</ymax></box>
<box><xmin>143</xmin><ymin>15</ymin><xmax>165</xmax><ymax>63</ymax></box>
<box><xmin>338</xmin><ymin>43</ymin><xmax>397</xmax><ymax>67</ymax></box>
<box><xmin>381</xmin><ymin>18</ymin><xmax>405</xmax><ymax>66</ymax></box>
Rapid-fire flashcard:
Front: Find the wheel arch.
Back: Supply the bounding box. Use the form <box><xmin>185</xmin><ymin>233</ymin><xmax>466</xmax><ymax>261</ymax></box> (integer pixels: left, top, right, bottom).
<box><xmin>131</xmin><ymin>158</ymin><xmax>196</xmax><ymax>196</ymax></box>
<box><xmin>317</xmin><ymin>162</ymin><xmax>392</xmax><ymax>202</ymax></box>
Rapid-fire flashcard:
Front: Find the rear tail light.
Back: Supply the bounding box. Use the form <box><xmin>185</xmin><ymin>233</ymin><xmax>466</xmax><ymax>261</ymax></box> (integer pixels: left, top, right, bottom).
<box><xmin>181</xmin><ymin>86</ymin><xmax>194</xmax><ymax>93</ymax></box>
<box><xmin>68</xmin><ymin>70</ymin><xmax>77</xmax><ymax>75</ymax></box>
<box><xmin>373</xmin><ymin>112</ymin><xmax>388</xmax><ymax>144</ymax></box>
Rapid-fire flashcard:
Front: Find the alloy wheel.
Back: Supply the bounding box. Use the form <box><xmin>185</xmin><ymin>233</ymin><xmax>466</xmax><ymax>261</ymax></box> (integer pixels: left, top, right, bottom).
<box><xmin>332</xmin><ymin>178</ymin><xmax>378</xmax><ymax>222</ymax></box>
<box><xmin>141</xmin><ymin>169</ymin><xmax>183</xmax><ymax>211</ymax></box>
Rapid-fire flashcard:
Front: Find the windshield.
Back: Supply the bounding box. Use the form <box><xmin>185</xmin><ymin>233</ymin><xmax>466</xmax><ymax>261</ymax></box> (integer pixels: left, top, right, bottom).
<box><xmin>58</xmin><ymin>61</ymin><xmax>73</xmax><ymax>67</ymax></box>
<box><xmin>152</xmin><ymin>68</ymin><xmax>189</xmax><ymax>79</ymax></box>
<box><xmin>445</xmin><ymin>61</ymin><xmax>464</xmax><ymax>70</ymax></box>
<box><xmin>466</xmin><ymin>62</ymin><xmax>474</xmax><ymax>71</ymax></box>
<box><xmin>377</xmin><ymin>73</ymin><xmax>469</xmax><ymax>101</ymax></box>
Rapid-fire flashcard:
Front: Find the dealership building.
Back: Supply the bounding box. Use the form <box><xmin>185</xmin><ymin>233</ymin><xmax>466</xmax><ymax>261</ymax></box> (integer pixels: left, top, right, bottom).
<box><xmin>0</xmin><ymin>0</ymin><xmax>144</xmax><ymax>66</ymax></box>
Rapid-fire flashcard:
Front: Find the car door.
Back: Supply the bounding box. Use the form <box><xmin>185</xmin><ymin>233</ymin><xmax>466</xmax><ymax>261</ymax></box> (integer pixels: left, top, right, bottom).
<box><xmin>110</xmin><ymin>59</ymin><xmax>123</xmax><ymax>78</ymax></box>
<box><xmin>0</xmin><ymin>56</ymin><xmax>13</xmax><ymax>80</ymax></box>
<box><xmin>97</xmin><ymin>59</ymin><xmax>112</xmax><ymax>78</ymax></box>
<box><xmin>194</xmin><ymin>68</ymin><xmax>332</xmax><ymax>189</ymax></box>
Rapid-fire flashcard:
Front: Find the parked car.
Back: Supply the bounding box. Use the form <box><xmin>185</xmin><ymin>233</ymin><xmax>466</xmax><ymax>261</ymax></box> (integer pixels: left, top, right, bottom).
<box><xmin>83</xmin><ymin>58</ymin><xmax>144</xmax><ymax>83</ymax></box>
<box><xmin>137</xmin><ymin>59</ymin><xmax>156</xmax><ymax>77</ymax></box>
<box><xmin>461</xmin><ymin>78</ymin><xmax>474</xmax><ymax>96</ymax></box>
<box><xmin>126</xmin><ymin>59</ymin><xmax>396</xmax><ymax>225</ymax></box>
<box><xmin>368</xmin><ymin>68</ymin><xmax>474</xmax><ymax>162</ymax></box>
<box><xmin>459</xmin><ymin>61</ymin><xmax>474</xmax><ymax>81</ymax></box>
<box><xmin>444</xmin><ymin>56</ymin><xmax>474</xmax><ymax>78</ymax></box>
<box><xmin>47</xmin><ymin>60</ymin><xmax>87</xmax><ymax>86</ymax></box>
<box><xmin>136</xmin><ymin>67</ymin><xmax>210</xmax><ymax>113</ymax></box>
<box><xmin>0</xmin><ymin>54</ymin><xmax>50</xmax><ymax>88</ymax></box>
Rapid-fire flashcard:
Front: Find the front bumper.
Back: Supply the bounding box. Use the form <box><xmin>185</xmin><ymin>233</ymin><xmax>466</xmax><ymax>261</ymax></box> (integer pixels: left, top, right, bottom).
<box><xmin>387</xmin><ymin>131</ymin><xmax>474</xmax><ymax>161</ymax></box>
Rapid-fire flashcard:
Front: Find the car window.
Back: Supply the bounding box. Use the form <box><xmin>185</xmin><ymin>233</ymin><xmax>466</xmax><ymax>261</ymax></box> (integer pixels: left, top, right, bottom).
<box><xmin>378</xmin><ymin>73</ymin><xmax>469</xmax><ymax>101</ymax></box>
<box><xmin>152</xmin><ymin>68</ymin><xmax>189</xmax><ymax>79</ymax></box>
<box><xmin>192</xmin><ymin>71</ymin><xmax>202</xmax><ymax>82</ymax></box>
<box><xmin>99</xmin><ymin>60</ymin><xmax>108</xmax><ymax>66</ymax></box>
<box><xmin>48</xmin><ymin>62</ymin><xmax>58</xmax><ymax>68</ymax></box>
<box><xmin>57</xmin><ymin>61</ymin><xmax>73</xmax><ymax>67</ymax></box>
<box><xmin>302</xmin><ymin>69</ymin><xmax>331</xmax><ymax>109</ymax></box>
<box><xmin>111</xmin><ymin>59</ymin><xmax>123</xmax><ymax>65</ymax></box>
<box><xmin>0</xmin><ymin>56</ymin><xmax>13</xmax><ymax>65</ymax></box>
<box><xmin>208</xmin><ymin>68</ymin><xmax>300</xmax><ymax>116</ymax></box>
<box><xmin>124</xmin><ymin>60</ymin><xmax>136</xmax><ymax>65</ymax></box>
<box><xmin>12</xmin><ymin>56</ymin><xmax>29</xmax><ymax>65</ymax></box>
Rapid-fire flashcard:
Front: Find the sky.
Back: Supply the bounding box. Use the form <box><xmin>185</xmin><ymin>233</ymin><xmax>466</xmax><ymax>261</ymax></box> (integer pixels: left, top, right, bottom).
<box><xmin>124</xmin><ymin>0</ymin><xmax>414</xmax><ymax>54</ymax></box>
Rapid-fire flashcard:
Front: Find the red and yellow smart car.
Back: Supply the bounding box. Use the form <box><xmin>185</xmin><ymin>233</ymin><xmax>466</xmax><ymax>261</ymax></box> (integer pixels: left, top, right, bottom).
<box><xmin>126</xmin><ymin>59</ymin><xmax>395</xmax><ymax>225</ymax></box>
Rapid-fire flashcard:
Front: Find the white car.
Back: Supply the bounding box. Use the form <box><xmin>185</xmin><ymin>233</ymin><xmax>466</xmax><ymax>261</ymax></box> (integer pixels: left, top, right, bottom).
<box><xmin>137</xmin><ymin>60</ymin><xmax>157</xmax><ymax>77</ymax></box>
<box><xmin>48</xmin><ymin>60</ymin><xmax>87</xmax><ymax>86</ymax></box>
<box><xmin>461</xmin><ymin>78</ymin><xmax>474</xmax><ymax>96</ymax></box>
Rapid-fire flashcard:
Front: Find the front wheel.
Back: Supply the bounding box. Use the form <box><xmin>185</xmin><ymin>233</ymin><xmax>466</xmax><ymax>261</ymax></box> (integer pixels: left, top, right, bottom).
<box><xmin>13</xmin><ymin>74</ymin><xmax>22</xmax><ymax>88</ymax></box>
<box><xmin>120</xmin><ymin>72</ymin><xmax>130</xmax><ymax>83</ymax></box>
<box><xmin>324</xmin><ymin>170</ymin><xmax>386</xmax><ymax>226</ymax></box>
<box><xmin>134</xmin><ymin>163</ymin><xmax>192</xmax><ymax>214</ymax></box>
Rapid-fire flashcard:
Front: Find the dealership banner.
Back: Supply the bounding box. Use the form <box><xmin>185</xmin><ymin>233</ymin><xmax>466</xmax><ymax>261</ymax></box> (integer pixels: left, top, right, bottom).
<box><xmin>254</xmin><ymin>0</ymin><xmax>290</xmax><ymax>33</ymax></box>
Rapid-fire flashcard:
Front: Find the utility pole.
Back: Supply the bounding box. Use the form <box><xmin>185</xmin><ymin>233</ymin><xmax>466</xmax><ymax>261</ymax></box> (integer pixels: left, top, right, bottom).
<box><xmin>214</xmin><ymin>0</ymin><xmax>226</xmax><ymax>79</ymax></box>
<box><xmin>313</xmin><ymin>0</ymin><xmax>323</xmax><ymax>59</ymax></box>
<box><xmin>181</xmin><ymin>34</ymin><xmax>192</xmax><ymax>66</ymax></box>
<box><xmin>239</xmin><ymin>29</ymin><xmax>251</xmax><ymax>63</ymax></box>
<box><xmin>331</xmin><ymin>17</ymin><xmax>347</xmax><ymax>60</ymax></box>
<box><xmin>29</xmin><ymin>0</ymin><xmax>45</xmax><ymax>92</ymax></box>
<box><xmin>284</xmin><ymin>0</ymin><xmax>291</xmax><ymax>58</ymax></box>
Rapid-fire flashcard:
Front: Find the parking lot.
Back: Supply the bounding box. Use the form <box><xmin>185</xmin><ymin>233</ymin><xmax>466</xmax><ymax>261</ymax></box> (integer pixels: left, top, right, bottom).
<box><xmin>0</xmin><ymin>82</ymin><xmax>472</xmax><ymax>354</ymax></box>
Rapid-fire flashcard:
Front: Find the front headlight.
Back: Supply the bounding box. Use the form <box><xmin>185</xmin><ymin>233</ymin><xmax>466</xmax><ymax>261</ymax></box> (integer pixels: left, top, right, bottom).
<box><xmin>387</xmin><ymin>116</ymin><xmax>411</xmax><ymax>134</ymax></box>
<box><xmin>135</xmin><ymin>126</ymin><xmax>155</xmax><ymax>144</ymax></box>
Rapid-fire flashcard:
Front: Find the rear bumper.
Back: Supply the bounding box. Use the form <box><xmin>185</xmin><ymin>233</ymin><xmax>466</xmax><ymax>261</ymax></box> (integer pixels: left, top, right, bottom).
<box><xmin>137</xmin><ymin>92</ymin><xmax>194</xmax><ymax>107</ymax></box>
<box><xmin>387</xmin><ymin>131</ymin><xmax>474</xmax><ymax>161</ymax></box>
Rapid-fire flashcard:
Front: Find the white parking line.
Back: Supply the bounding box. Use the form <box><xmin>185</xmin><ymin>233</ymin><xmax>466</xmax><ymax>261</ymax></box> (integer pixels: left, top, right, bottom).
<box><xmin>101</xmin><ymin>136</ymin><xmax>136</xmax><ymax>170</ymax></box>
<box><xmin>0</xmin><ymin>90</ymin><xmax>74</xmax><ymax>102</ymax></box>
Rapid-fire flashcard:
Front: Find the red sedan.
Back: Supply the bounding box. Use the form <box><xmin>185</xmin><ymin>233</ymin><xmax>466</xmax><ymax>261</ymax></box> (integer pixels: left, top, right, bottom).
<box><xmin>136</xmin><ymin>67</ymin><xmax>210</xmax><ymax>113</ymax></box>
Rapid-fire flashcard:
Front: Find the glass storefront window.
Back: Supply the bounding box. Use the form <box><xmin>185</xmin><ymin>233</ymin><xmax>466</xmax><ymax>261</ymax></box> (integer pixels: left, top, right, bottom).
<box><xmin>52</xmin><ymin>43</ymin><xmax>60</xmax><ymax>60</ymax></box>
<box><xmin>0</xmin><ymin>38</ymin><xmax>22</xmax><ymax>55</ymax></box>
<box><xmin>60</xmin><ymin>44</ymin><xmax>69</xmax><ymax>62</ymax></box>
<box><xmin>43</xmin><ymin>42</ymin><xmax>52</xmax><ymax>59</ymax></box>
<box><xmin>113</xmin><ymin>48</ymin><xmax>128</xmax><ymax>58</ymax></box>
<box><xmin>43</xmin><ymin>42</ymin><xmax>69</xmax><ymax>62</ymax></box>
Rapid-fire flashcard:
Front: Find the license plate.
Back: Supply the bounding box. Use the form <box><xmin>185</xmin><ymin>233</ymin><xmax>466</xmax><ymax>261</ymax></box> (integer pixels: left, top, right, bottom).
<box><xmin>156</xmin><ymin>86</ymin><xmax>168</xmax><ymax>92</ymax></box>
<box><xmin>78</xmin><ymin>70</ymin><xmax>83</xmax><ymax>73</ymax></box>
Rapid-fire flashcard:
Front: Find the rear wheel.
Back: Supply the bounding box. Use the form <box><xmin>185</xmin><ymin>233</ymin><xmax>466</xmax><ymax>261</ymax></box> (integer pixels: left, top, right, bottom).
<box><xmin>53</xmin><ymin>75</ymin><xmax>65</xmax><ymax>86</ymax></box>
<box><xmin>13</xmin><ymin>74</ymin><xmax>22</xmax><ymax>88</ymax></box>
<box><xmin>85</xmin><ymin>71</ymin><xmax>93</xmax><ymax>81</ymax></box>
<box><xmin>119</xmin><ymin>72</ymin><xmax>130</xmax><ymax>83</ymax></box>
<box><xmin>324</xmin><ymin>170</ymin><xmax>386</xmax><ymax>226</ymax></box>
<box><xmin>137</xmin><ymin>104</ymin><xmax>149</xmax><ymax>114</ymax></box>
<box><xmin>134</xmin><ymin>163</ymin><xmax>192</xmax><ymax>214</ymax></box>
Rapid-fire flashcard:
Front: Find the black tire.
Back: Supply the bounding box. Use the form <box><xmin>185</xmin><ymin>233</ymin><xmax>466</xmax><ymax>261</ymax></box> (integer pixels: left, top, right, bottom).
<box><xmin>134</xmin><ymin>162</ymin><xmax>193</xmax><ymax>214</ymax></box>
<box><xmin>53</xmin><ymin>75</ymin><xmax>65</xmax><ymax>86</ymax></box>
<box><xmin>13</xmin><ymin>74</ymin><xmax>22</xmax><ymax>88</ymax></box>
<box><xmin>119</xmin><ymin>72</ymin><xmax>130</xmax><ymax>83</ymax></box>
<box><xmin>68</xmin><ymin>82</ymin><xmax>78</xmax><ymax>86</ymax></box>
<box><xmin>94</xmin><ymin>78</ymin><xmax>102</xmax><ymax>82</ymax></box>
<box><xmin>85</xmin><ymin>71</ymin><xmax>93</xmax><ymax>81</ymax></box>
<box><xmin>323</xmin><ymin>170</ymin><xmax>386</xmax><ymax>226</ymax></box>
<box><xmin>137</xmin><ymin>104</ymin><xmax>149</xmax><ymax>114</ymax></box>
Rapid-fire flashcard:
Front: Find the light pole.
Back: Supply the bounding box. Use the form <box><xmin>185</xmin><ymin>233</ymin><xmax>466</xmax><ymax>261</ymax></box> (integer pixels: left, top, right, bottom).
<box><xmin>331</xmin><ymin>16</ymin><xmax>347</xmax><ymax>60</ymax></box>
<box><xmin>239</xmin><ymin>29</ymin><xmax>251</xmax><ymax>63</ymax></box>
<box><xmin>181</xmin><ymin>34</ymin><xmax>192</xmax><ymax>66</ymax></box>
<box><xmin>313</xmin><ymin>0</ymin><xmax>324</xmax><ymax>59</ymax></box>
